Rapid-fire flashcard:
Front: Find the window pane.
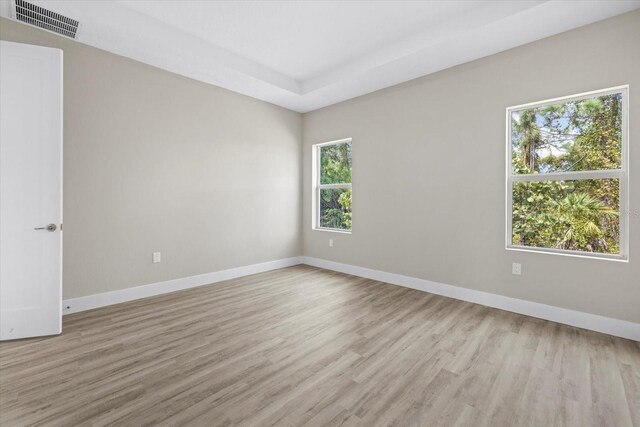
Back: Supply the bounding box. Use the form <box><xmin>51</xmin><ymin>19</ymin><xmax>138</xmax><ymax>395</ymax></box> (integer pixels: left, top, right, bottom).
<box><xmin>319</xmin><ymin>188</ymin><xmax>351</xmax><ymax>230</ymax></box>
<box><xmin>512</xmin><ymin>179</ymin><xmax>620</xmax><ymax>254</ymax></box>
<box><xmin>320</xmin><ymin>142</ymin><xmax>352</xmax><ymax>184</ymax></box>
<box><xmin>511</xmin><ymin>92</ymin><xmax>622</xmax><ymax>174</ymax></box>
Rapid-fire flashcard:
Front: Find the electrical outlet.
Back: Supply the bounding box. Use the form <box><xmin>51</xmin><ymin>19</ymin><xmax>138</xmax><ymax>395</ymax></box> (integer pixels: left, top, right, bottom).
<box><xmin>153</xmin><ymin>252</ymin><xmax>161</xmax><ymax>263</ymax></box>
<box><xmin>512</xmin><ymin>262</ymin><xmax>521</xmax><ymax>275</ymax></box>
<box><xmin>329</xmin><ymin>239</ymin><xmax>333</xmax><ymax>247</ymax></box>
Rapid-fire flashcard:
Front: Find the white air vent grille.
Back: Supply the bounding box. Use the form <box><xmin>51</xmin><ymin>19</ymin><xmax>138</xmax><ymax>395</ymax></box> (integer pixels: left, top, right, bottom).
<box><xmin>14</xmin><ymin>0</ymin><xmax>79</xmax><ymax>39</ymax></box>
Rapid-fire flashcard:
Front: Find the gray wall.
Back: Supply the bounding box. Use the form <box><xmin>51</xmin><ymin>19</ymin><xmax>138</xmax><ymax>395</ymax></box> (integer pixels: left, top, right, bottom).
<box><xmin>302</xmin><ymin>11</ymin><xmax>640</xmax><ymax>323</ymax></box>
<box><xmin>1</xmin><ymin>18</ymin><xmax>302</xmax><ymax>299</ymax></box>
<box><xmin>2</xmin><ymin>11</ymin><xmax>638</xmax><ymax>323</ymax></box>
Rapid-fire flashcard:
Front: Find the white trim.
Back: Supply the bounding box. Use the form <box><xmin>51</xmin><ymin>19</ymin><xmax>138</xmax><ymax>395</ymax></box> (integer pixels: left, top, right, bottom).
<box><xmin>506</xmin><ymin>245</ymin><xmax>628</xmax><ymax>262</ymax></box>
<box><xmin>510</xmin><ymin>169</ymin><xmax>623</xmax><ymax>182</ymax></box>
<box><xmin>62</xmin><ymin>257</ymin><xmax>303</xmax><ymax>315</ymax></box>
<box><xmin>312</xmin><ymin>228</ymin><xmax>352</xmax><ymax>235</ymax></box>
<box><xmin>313</xmin><ymin>137</ymin><xmax>353</xmax><ymax>148</ymax></box>
<box><xmin>621</xmin><ymin>85</ymin><xmax>630</xmax><ymax>260</ymax></box>
<box><xmin>318</xmin><ymin>183</ymin><xmax>352</xmax><ymax>190</ymax></box>
<box><xmin>505</xmin><ymin>85</ymin><xmax>629</xmax><ymax>261</ymax></box>
<box><xmin>300</xmin><ymin>256</ymin><xmax>640</xmax><ymax>341</ymax></box>
<box><xmin>62</xmin><ymin>256</ymin><xmax>639</xmax><ymax>340</ymax></box>
<box><xmin>507</xmin><ymin>85</ymin><xmax>629</xmax><ymax>111</ymax></box>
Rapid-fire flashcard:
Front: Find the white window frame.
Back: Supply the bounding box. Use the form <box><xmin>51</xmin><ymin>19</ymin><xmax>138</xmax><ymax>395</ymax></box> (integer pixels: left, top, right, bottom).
<box><xmin>312</xmin><ymin>138</ymin><xmax>352</xmax><ymax>233</ymax></box>
<box><xmin>505</xmin><ymin>85</ymin><xmax>629</xmax><ymax>261</ymax></box>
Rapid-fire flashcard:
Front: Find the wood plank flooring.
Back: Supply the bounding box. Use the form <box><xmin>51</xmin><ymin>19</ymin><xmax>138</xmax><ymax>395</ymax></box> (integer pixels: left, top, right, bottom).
<box><xmin>1</xmin><ymin>265</ymin><xmax>638</xmax><ymax>426</ymax></box>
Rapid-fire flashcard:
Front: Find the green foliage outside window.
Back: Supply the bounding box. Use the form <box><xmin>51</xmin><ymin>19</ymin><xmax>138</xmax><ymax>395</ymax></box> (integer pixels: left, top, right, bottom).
<box><xmin>319</xmin><ymin>142</ymin><xmax>352</xmax><ymax>230</ymax></box>
<box><xmin>511</xmin><ymin>93</ymin><xmax>622</xmax><ymax>254</ymax></box>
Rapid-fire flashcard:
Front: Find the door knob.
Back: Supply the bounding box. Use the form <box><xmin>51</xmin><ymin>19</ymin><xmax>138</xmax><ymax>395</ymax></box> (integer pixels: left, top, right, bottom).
<box><xmin>34</xmin><ymin>224</ymin><xmax>57</xmax><ymax>232</ymax></box>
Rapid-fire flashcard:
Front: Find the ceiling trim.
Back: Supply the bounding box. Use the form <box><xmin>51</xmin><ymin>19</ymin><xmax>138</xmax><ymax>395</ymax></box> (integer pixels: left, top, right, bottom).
<box><xmin>1</xmin><ymin>1</ymin><xmax>638</xmax><ymax>112</ymax></box>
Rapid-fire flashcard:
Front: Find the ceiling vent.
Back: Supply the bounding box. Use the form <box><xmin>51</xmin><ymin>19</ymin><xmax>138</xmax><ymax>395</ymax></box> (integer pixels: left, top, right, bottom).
<box><xmin>13</xmin><ymin>0</ymin><xmax>79</xmax><ymax>39</ymax></box>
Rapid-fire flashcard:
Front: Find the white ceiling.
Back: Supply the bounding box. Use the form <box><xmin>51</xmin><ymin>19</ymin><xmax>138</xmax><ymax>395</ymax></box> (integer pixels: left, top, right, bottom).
<box><xmin>1</xmin><ymin>1</ymin><xmax>639</xmax><ymax>112</ymax></box>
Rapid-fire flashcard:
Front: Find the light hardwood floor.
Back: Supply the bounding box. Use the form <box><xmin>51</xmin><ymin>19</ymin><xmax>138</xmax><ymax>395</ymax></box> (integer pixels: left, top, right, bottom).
<box><xmin>1</xmin><ymin>265</ymin><xmax>638</xmax><ymax>426</ymax></box>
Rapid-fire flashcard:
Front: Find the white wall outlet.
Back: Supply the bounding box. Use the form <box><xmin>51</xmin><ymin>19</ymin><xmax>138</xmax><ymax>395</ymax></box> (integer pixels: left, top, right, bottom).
<box><xmin>153</xmin><ymin>252</ymin><xmax>161</xmax><ymax>263</ymax></box>
<box><xmin>329</xmin><ymin>239</ymin><xmax>333</xmax><ymax>247</ymax></box>
<box><xmin>512</xmin><ymin>262</ymin><xmax>521</xmax><ymax>275</ymax></box>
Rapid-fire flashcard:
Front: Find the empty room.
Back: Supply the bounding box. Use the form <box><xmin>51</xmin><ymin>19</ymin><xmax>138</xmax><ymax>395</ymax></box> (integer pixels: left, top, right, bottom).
<box><xmin>1</xmin><ymin>1</ymin><xmax>639</xmax><ymax>425</ymax></box>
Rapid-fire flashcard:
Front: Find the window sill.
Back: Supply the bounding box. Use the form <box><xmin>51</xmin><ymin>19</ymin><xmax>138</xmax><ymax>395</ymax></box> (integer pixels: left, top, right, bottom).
<box><xmin>506</xmin><ymin>245</ymin><xmax>628</xmax><ymax>262</ymax></box>
<box><xmin>313</xmin><ymin>227</ymin><xmax>352</xmax><ymax>235</ymax></box>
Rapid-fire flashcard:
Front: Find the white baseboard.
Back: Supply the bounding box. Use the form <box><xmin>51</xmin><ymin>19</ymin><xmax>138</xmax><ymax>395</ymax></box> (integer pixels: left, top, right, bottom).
<box><xmin>63</xmin><ymin>255</ymin><xmax>639</xmax><ymax>341</ymax></box>
<box><xmin>63</xmin><ymin>257</ymin><xmax>303</xmax><ymax>315</ymax></box>
<box><xmin>300</xmin><ymin>256</ymin><xmax>640</xmax><ymax>341</ymax></box>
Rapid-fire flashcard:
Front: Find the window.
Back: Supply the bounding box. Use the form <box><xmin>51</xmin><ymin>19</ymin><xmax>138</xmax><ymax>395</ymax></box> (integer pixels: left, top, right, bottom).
<box><xmin>507</xmin><ymin>86</ymin><xmax>628</xmax><ymax>260</ymax></box>
<box><xmin>313</xmin><ymin>138</ymin><xmax>352</xmax><ymax>232</ymax></box>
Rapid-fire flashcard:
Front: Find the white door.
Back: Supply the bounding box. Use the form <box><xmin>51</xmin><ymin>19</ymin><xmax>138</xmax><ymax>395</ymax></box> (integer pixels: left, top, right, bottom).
<box><xmin>0</xmin><ymin>41</ymin><xmax>63</xmax><ymax>340</ymax></box>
